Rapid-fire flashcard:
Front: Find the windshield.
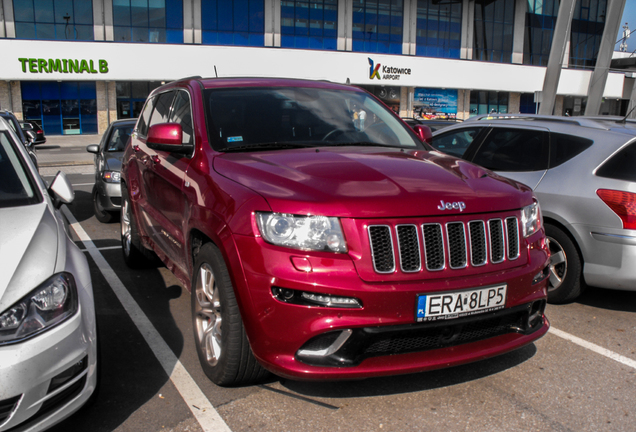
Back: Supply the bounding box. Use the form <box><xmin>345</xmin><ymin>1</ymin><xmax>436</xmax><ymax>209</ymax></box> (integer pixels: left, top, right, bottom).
<box><xmin>204</xmin><ymin>86</ymin><xmax>425</xmax><ymax>152</ymax></box>
<box><xmin>0</xmin><ymin>131</ymin><xmax>40</xmax><ymax>208</ymax></box>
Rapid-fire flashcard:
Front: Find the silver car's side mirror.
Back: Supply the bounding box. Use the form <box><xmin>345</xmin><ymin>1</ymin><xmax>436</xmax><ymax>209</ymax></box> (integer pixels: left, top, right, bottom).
<box><xmin>86</xmin><ymin>144</ymin><xmax>100</xmax><ymax>154</ymax></box>
<box><xmin>49</xmin><ymin>171</ymin><xmax>74</xmax><ymax>208</ymax></box>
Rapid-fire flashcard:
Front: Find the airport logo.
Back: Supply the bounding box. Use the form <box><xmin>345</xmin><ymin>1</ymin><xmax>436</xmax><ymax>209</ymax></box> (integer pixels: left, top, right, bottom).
<box><xmin>368</xmin><ymin>57</ymin><xmax>412</xmax><ymax>81</ymax></box>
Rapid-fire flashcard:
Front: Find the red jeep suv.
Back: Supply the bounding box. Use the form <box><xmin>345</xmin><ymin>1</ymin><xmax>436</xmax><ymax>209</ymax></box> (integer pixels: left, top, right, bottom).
<box><xmin>120</xmin><ymin>77</ymin><xmax>550</xmax><ymax>386</ymax></box>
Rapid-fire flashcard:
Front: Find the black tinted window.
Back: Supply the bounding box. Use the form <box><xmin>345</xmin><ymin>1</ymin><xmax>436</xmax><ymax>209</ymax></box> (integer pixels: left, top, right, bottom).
<box><xmin>550</xmin><ymin>133</ymin><xmax>593</xmax><ymax>168</ymax></box>
<box><xmin>596</xmin><ymin>141</ymin><xmax>636</xmax><ymax>182</ymax></box>
<box><xmin>137</xmin><ymin>96</ymin><xmax>156</xmax><ymax>137</ymax></box>
<box><xmin>472</xmin><ymin>128</ymin><xmax>548</xmax><ymax>172</ymax></box>
<box><xmin>149</xmin><ymin>91</ymin><xmax>175</xmax><ymax>126</ymax></box>
<box><xmin>430</xmin><ymin>127</ymin><xmax>482</xmax><ymax>158</ymax></box>
<box><xmin>169</xmin><ymin>90</ymin><xmax>193</xmax><ymax>145</ymax></box>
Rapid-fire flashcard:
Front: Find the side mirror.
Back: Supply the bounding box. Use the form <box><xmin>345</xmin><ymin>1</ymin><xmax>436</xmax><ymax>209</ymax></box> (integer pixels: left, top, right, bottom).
<box><xmin>147</xmin><ymin>123</ymin><xmax>192</xmax><ymax>154</ymax></box>
<box><xmin>49</xmin><ymin>171</ymin><xmax>74</xmax><ymax>208</ymax></box>
<box><xmin>413</xmin><ymin>125</ymin><xmax>433</xmax><ymax>144</ymax></box>
<box><xmin>86</xmin><ymin>144</ymin><xmax>100</xmax><ymax>154</ymax></box>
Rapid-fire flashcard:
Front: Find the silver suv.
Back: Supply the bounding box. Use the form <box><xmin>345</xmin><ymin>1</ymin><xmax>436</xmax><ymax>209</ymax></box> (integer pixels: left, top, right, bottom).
<box><xmin>430</xmin><ymin>114</ymin><xmax>636</xmax><ymax>303</ymax></box>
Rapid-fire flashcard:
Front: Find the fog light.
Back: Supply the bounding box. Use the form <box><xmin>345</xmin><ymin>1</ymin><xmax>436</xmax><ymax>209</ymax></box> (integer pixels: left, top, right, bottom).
<box><xmin>48</xmin><ymin>356</ymin><xmax>88</xmax><ymax>393</ymax></box>
<box><xmin>272</xmin><ymin>287</ymin><xmax>362</xmax><ymax>308</ymax></box>
<box><xmin>527</xmin><ymin>300</ymin><xmax>545</xmax><ymax>329</ymax></box>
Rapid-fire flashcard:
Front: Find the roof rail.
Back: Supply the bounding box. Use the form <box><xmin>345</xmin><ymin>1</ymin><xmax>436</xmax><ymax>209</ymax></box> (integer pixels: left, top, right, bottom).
<box><xmin>465</xmin><ymin>113</ymin><xmax>612</xmax><ymax>130</ymax></box>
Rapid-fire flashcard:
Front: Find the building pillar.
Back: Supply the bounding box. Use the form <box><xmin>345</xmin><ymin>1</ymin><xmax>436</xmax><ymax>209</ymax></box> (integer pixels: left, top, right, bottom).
<box><xmin>96</xmin><ymin>81</ymin><xmax>117</xmax><ymax>134</ymax></box>
<box><xmin>512</xmin><ymin>0</ymin><xmax>527</xmax><ymax>64</ymax></box>
<box><xmin>402</xmin><ymin>0</ymin><xmax>417</xmax><ymax>55</ymax></box>
<box><xmin>337</xmin><ymin>0</ymin><xmax>352</xmax><ymax>51</ymax></box>
<box><xmin>538</xmin><ymin>0</ymin><xmax>576</xmax><ymax>115</ymax></box>
<box><xmin>9</xmin><ymin>82</ymin><xmax>22</xmax><ymax>119</ymax></box>
<box><xmin>554</xmin><ymin>95</ymin><xmax>564</xmax><ymax>115</ymax></box>
<box><xmin>457</xmin><ymin>89</ymin><xmax>471</xmax><ymax>120</ymax></box>
<box><xmin>1</xmin><ymin>0</ymin><xmax>15</xmax><ymax>38</ymax></box>
<box><xmin>584</xmin><ymin>0</ymin><xmax>627</xmax><ymax>115</ymax></box>
<box><xmin>265</xmin><ymin>0</ymin><xmax>281</xmax><ymax>47</ymax></box>
<box><xmin>0</xmin><ymin>81</ymin><xmax>10</xmax><ymax>111</ymax></box>
<box><xmin>400</xmin><ymin>87</ymin><xmax>411</xmax><ymax>117</ymax></box>
<box><xmin>460</xmin><ymin>0</ymin><xmax>474</xmax><ymax>60</ymax></box>
<box><xmin>509</xmin><ymin>92</ymin><xmax>521</xmax><ymax>113</ymax></box>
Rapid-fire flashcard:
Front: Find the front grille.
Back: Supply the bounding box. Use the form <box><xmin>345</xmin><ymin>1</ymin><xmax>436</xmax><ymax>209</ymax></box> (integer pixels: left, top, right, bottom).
<box><xmin>0</xmin><ymin>395</ymin><xmax>21</xmax><ymax>424</ymax></box>
<box><xmin>369</xmin><ymin>216</ymin><xmax>520</xmax><ymax>274</ymax></box>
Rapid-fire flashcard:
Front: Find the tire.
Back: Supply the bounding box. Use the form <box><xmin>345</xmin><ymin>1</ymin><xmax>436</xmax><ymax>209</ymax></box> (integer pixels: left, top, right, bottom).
<box><xmin>120</xmin><ymin>184</ymin><xmax>156</xmax><ymax>268</ymax></box>
<box><xmin>93</xmin><ymin>185</ymin><xmax>115</xmax><ymax>223</ymax></box>
<box><xmin>191</xmin><ymin>243</ymin><xmax>268</xmax><ymax>386</ymax></box>
<box><xmin>545</xmin><ymin>224</ymin><xmax>584</xmax><ymax>304</ymax></box>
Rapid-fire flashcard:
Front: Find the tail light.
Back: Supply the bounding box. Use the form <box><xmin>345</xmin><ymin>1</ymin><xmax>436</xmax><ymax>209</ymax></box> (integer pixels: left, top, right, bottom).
<box><xmin>597</xmin><ymin>189</ymin><xmax>636</xmax><ymax>229</ymax></box>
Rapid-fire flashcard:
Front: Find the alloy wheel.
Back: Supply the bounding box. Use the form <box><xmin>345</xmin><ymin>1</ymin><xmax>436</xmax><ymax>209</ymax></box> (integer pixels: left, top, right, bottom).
<box><xmin>194</xmin><ymin>263</ymin><xmax>223</xmax><ymax>366</ymax></box>
<box><xmin>547</xmin><ymin>236</ymin><xmax>567</xmax><ymax>292</ymax></box>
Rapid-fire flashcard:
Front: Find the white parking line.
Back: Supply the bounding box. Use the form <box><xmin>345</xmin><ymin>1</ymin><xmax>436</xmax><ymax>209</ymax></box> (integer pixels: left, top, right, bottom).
<box><xmin>549</xmin><ymin>327</ymin><xmax>636</xmax><ymax>370</ymax></box>
<box><xmin>72</xmin><ymin>183</ymin><xmax>95</xmax><ymax>187</ymax></box>
<box><xmin>79</xmin><ymin>245</ymin><xmax>121</xmax><ymax>252</ymax></box>
<box><xmin>62</xmin><ymin>206</ymin><xmax>231</xmax><ymax>432</ymax></box>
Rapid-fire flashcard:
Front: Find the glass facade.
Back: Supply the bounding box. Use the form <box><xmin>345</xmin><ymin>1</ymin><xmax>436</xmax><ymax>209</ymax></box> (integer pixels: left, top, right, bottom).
<box><xmin>13</xmin><ymin>0</ymin><xmax>94</xmax><ymax>41</ymax></box>
<box><xmin>416</xmin><ymin>0</ymin><xmax>462</xmax><ymax>59</ymax></box>
<box><xmin>281</xmin><ymin>0</ymin><xmax>338</xmax><ymax>50</ymax></box>
<box><xmin>201</xmin><ymin>0</ymin><xmax>264</xmax><ymax>46</ymax></box>
<box><xmin>113</xmin><ymin>0</ymin><xmax>184</xmax><ymax>43</ymax></box>
<box><xmin>519</xmin><ymin>92</ymin><xmax>537</xmax><ymax>113</ymax></box>
<box><xmin>524</xmin><ymin>0</ymin><xmax>559</xmax><ymax>66</ymax></box>
<box><xmin>569</xmin><ymin>0</ymin><xmax>606</xmax><ymax>69</ymax></box>
<box><xmin>21</xmin><ymin>81</ymin><xmax>97</xmax><ymax>135</ymax></box>
<box><xmin>352</xmin><ymin>0</ymin><xmax>403</xmax><ymax>54</ymax></box>
<box><xmin>116</xmin><ymin>81</ymin><xmax>162</xmax><ymax>119</ymax></box>
<box><xmin>470</xmin><ymin>90</ymin><xmax>509</xmax><ymax>115</ymax></box>
<box><xmin>473</xmin><ymin>0</ymin><xmax>515</xmax><ymax>63</ymax></box>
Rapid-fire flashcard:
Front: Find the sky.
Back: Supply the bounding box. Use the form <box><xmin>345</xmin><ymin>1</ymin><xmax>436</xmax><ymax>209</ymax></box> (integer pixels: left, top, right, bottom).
<box><xmin>617</xmin><ymin>0</ymin><xmax>636</xmax><ymax>53</ymax></box>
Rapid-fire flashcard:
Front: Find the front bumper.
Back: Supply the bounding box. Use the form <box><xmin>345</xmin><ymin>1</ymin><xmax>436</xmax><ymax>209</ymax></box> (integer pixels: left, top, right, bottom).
<box><xmin>96</xmin><ymin>180</ymin><xmax>122</xmax><ymax>212</ymax></box>
<box><xmin>0</xmin><ymin>309</ymin><xmax>97</xmax><ymax>432</ymax></box>
<box><xmin>231</xmin><ymin>233</ymin><xmax>550</xmax><ymax>380</ymax></box>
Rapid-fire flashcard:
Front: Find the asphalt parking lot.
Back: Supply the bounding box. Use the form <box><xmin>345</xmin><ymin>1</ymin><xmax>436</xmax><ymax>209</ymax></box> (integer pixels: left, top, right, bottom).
<box><xmin>34</xmin><ymin>137</ymin><xmax>636</xmax><ymax>432</ymax></box>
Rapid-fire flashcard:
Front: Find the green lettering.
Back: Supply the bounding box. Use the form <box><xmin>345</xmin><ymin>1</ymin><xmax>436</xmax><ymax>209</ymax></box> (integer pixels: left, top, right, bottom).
<box><xmin>79</xmin><ymin>59</ymin><xmax>89</xmax><ymax>73</ymax></box>
<box><xmin>89</xmin><ymin>60</ymin><xmax>98</xmax><ymax>73</ymax></box>
<box><xmin>68</xmin><ymin>59</ymin><xmax>79</xmax><ymax>73</ymax></box>
<box><xmin>29</xmin><ymin>58</ymin><xmax>38</xmax><ymax>73</ymax></box>
<box><xmin>99</xmin><ymin>59</ymin><xmax>108</xmax><ymax>73</ymax></box>
<box><xmin>48</xmin><ymin>59</ymin><xmax>62</xmax><ymax>73</ymax></box>
<box><xmin>63</xmin><ymin>59</ymin><xmax>68</xmax><ymax>73</ymax></box>
<box><xmin>18</xmin><ymin>58</ymin><xmax>28</xmax><ymax>73</ymax></box>
<box><xmin>38</xmin><ymin>59</ymin><xmax>48</xmax><ymax>73</ymax></box>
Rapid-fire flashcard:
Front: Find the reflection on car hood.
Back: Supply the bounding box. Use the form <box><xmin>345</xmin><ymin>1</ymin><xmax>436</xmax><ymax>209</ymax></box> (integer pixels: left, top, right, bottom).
<box><xmin>0</xmin><ymin>203</ymin><xmax>59</xmax><ymax>312</ymax></box>
<box><xmin>214</xmin><ymin>147</ymin><xmax>533</xmax><ymax>218</ymax></box>
<box><xmin>104</xmin><ymin>152</ymin><xmax>123</xmax><ymax>172</ymax></box>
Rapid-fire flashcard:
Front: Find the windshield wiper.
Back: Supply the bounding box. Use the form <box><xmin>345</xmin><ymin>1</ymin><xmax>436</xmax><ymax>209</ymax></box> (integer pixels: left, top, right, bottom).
<box><xmin>220</xmin><ymin>142</ymin><xmax>319</xmax><ymax>152</ymax></box>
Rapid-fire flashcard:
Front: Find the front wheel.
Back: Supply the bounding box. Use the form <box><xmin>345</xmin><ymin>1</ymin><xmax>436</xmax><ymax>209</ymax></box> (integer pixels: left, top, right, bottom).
<box><xmin>545</xmin><ymin>224</ymin><xmax>584</xmax><ymax>304</ymax></box>
<box><xmin>191</xmin><ymin>243</ymin><xmax>268</xmax><ymax>386</ymax></box>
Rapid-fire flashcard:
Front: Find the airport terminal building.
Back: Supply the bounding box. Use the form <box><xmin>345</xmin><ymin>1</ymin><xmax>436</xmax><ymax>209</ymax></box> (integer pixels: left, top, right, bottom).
<box><xmin>0</xmin><ymin>0</ymin><xmax>634</xmax><ymax>135</ymax></box>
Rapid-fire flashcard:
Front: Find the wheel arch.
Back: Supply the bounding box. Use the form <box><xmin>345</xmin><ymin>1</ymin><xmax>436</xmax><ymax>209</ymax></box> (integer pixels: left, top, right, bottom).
<box><xmin>542</xmin><ymin>216</ymin><xmax>587</xmax><ymax>283</ymax></box>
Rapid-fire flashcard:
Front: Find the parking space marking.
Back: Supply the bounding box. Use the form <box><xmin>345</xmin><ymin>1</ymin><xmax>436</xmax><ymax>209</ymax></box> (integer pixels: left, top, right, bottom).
<box><xmin>62</xmin><ymin>206</ymin><xmax>232</xmax><ymax>432</ymax></box>
<box><xmin>79</xmin><ymin>246</ymin><xmax>121</xmax><ymax>252</ymax></box>
<box><xmin>550</xmin><ymin>327</ymin><xmax>636</xmax><ymax>370</ymax></box>
<box><xmin>72</xmin><ymin>183</ymin><xmax>95</xmax><ymax>187</ymax></box>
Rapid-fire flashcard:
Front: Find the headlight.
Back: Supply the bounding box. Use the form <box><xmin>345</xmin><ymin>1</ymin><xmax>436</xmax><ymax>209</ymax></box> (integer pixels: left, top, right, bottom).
<box><xmin>0</xmin><ymin>273</ymin><xmax>78</xmax><ymax>345</ymax></box>
<box><xmin>256</xmin><ymin>212</ymin><xmax>348</xmax><ymax>253</ymax></box>
<box><xmin>103</xmin><ymin>171</ymin><xmax>121</xmax><ymax>183</ymax></box>
<box><xmin>521</xmin><ymin>201</ymin><xmax>542</xmax><ymax>238</ymax></box>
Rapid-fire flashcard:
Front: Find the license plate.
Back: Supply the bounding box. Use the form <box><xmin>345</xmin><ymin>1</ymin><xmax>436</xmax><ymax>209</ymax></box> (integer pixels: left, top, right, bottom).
<box><xmin>416</xmin><ymin>285</ymin><xmax>507</xmax><ymax>322</ymax></box>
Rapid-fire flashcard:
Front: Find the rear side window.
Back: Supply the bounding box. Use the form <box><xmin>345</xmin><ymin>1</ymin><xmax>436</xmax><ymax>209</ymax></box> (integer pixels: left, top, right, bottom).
<box><xmin>430</xmin><ymin>127</ymin><xmax>482</xmax><ymax>158</ymax></box>
<box><xmin>137</xmin><ymin>96</ymin><xmax>156</xmax><ymax>137</ymax></box>
<box><xmin>596</xmin><ymin>141</ymin><xmax>636</xmax><ymax>182</ymax></box>
<box><xmin>472</xmin><ymin>128</ymin><xmax>548</xmax><ymax>172</ymax></box>
<box><xmin>549</xmin><ymin>133</ymin><xmax>593</xmax><ymax>168</ymax></box>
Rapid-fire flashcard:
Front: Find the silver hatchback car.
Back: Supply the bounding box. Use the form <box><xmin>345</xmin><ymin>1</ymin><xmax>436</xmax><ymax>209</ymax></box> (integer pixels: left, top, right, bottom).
<box><xmin>430</xmin><ymin>114</ymin><xmax>636</xmax><ymax>303</ymax></box>
<box><xmin>0</xmin><ymin>118</ymin><xmax>98</xmax><ymax>430</ymax></box>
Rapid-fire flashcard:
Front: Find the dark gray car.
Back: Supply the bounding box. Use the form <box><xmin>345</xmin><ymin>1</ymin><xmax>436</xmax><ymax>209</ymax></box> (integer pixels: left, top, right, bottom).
<box><xmin>431</xmin><ymin>114</ymin><xmax>636</xmax><ymax>303</ymax></box>
<box><xmin>86</xmin><ymin>118</ymin><xmax>136</xmax><ymax>223</ymax></box>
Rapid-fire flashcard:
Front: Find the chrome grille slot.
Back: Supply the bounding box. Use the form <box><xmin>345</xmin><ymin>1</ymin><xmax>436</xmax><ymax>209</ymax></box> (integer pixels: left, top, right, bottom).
<box><xmin>368</xmin><ymin>225</ymin><xmax>395</xmax><ymax>273</ymax></box>
<box><xmin>489</xmin><ymin>219</ymin><xmax>505</xmax><ymax>263</ymax></box>
<box><xmin>396</xmin><ymin>224</ymin><xmax>421</xmax><ymax>272</ymax></box>
<box><xmin>468</xmin><ymin>220</ymin><xmax>487</xmax><ymax>266</ymax></box>
<box><xmin>446</xmin><ymin>222</ymin><xmax>467</xmax><ymax>269</ymax></box>
<box><xmin>506</xmin><ymin>217</ymin><xmax>520</xmax><ymax>260</ymax></box>
<box><xmin>422</xmin><ymin>223</ymin><xmax>445</xmax><ymax>271</ymax></box>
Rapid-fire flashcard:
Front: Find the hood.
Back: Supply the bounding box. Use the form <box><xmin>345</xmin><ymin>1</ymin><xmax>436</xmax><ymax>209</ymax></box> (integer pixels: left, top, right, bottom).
<box><xmin>0</xmin><ymin>203</ymin><xmax>59</xmax><ymax>312</ymax></box>
<box><xmin>104</xmin><ymin>152</ymin><xmax>123</xmax><ymax>172</ymax></box>
<box><xmin>213</xmin><ymin>147</ymin><xmax>533</xmax><ymax>218</ymax></box>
